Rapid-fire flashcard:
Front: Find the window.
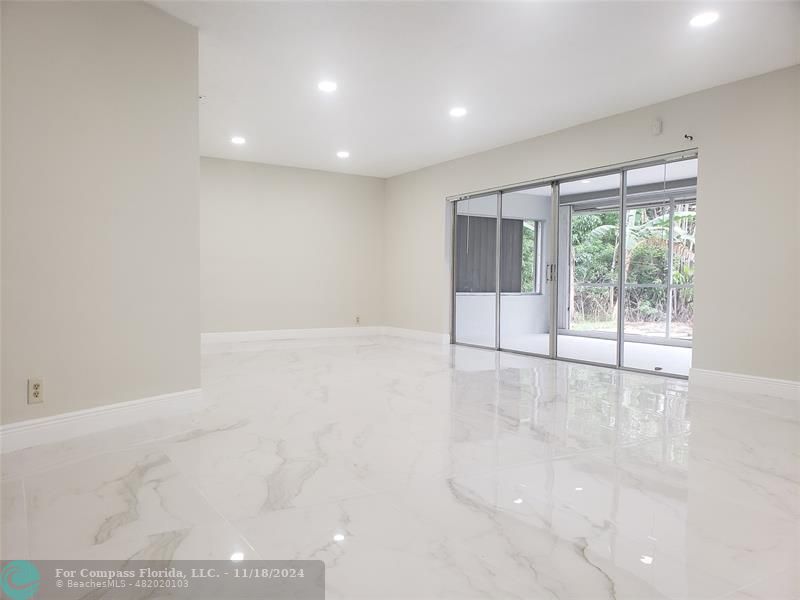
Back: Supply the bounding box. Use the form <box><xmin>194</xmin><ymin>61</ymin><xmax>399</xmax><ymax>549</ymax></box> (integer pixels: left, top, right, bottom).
<box><xmin>521</xmin><ymin>220</ymin><xmax>541</xmax><ymax>294</ymax></box>
<box><xmin>455</xmin><ymin>214</ymin><xmax>496</xmax><ymax>293</ymax></box>
<box><xmin>455</xmin><ymin>215</ymin><xmax>543</xmax><ymax>294</ymax></box>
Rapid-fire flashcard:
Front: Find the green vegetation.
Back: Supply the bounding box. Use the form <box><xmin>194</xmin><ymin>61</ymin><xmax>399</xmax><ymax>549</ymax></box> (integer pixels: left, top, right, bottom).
<box><xmin>570</xmin><ymin>203</ymin><xmax>696</xmax><ymax>336</ymax></box>
<box><xmin>521</xmin><ymin>221</ymin><xmax>537</xmax><ymax>293</ymax></box>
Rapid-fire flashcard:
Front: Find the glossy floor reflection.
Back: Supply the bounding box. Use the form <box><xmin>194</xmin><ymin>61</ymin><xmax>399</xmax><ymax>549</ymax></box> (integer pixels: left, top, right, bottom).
<box><xmin>1</xmin><ymin>337</ymin><xmax>797</xmax><ymax>599</ymax></box>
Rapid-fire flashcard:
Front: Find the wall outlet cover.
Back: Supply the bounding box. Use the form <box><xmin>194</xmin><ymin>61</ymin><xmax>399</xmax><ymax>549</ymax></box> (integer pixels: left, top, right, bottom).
<box><xmin>27</xmin><ymin>378</ymin><xmax>44</xmax><ymax>405</ymax></box>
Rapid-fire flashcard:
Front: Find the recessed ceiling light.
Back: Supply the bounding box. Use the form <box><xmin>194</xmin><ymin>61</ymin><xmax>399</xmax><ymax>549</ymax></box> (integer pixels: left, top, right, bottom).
<box><xmin>318</xmin><ymin>80</ymin><xmax>338</xmax><ymax>93</ymax></box>
<box><xmin>337</xmin><ymin>150</ymin><xmax>350</xmax><ymax>159</ymax></box>
<box><xmin>640</xmin><ymin>555</ymin><xmax>654</xmax><ymax>565</ymax></box>
<box><xmin>231</xmin><ymin>136</ymin><xmax>246</xmax><ymax>145</ymax></box>
<box><xmin>690</xmin><ymin>11</ymin><xmax>719</xmax><ymax>27</ymax></box>
<box><xmin>230</xmin><ymin>552</ymin><xmax>244</xmax><ymax>562</ymax></box>
<box><xmin>449</xmin><ymin>106</ymin><xmax>468</xmax><ymax>118</ymax></box>
<box><xmin>333</xmin><ymin>533</ymin><xmax>345</xmax><ymax>542</ymax></box>
<box><xmin>512</xmin><ymin>498</ymin><xmax>523</xmax><ymax>504</ymax></box>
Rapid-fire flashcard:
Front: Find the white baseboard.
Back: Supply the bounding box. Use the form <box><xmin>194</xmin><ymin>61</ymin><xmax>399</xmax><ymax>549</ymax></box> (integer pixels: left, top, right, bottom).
<box><xmin>201</xmin><ymin>326</ymin><xmax>450</xmax><ymax>346</ymax></box>
<box><xmin>379</xmin><ymin>326</ymin><xmax>450</xmax><ymax>344</ymax></box>
<box><xmin>0</xmin><ymin>388</ymin><xmax>204</xmax><ymax>454</ymax></box>
<box><xmin>689</xmin><ymin>368</ymin><xmax>800</xmax><ymax>401</ymax></box>
<box><xmin>201</xmin><ymin>327</ymin><xmax>382</xmax><ymax>344</ymax></box>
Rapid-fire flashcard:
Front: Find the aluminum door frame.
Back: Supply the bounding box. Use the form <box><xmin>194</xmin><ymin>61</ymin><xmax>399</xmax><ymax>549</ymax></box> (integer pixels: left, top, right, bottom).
<box><xmin>448</xmin><ymin>149</ymin><xmax>698</xmax><ymax>380</ymax></box>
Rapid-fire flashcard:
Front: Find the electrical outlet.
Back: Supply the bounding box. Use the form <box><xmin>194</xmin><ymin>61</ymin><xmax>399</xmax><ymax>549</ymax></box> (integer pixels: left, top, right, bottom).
<box><xmin>355</xmin><ymin>316</ymin><xmax>360</xmax><ymax>325</ymax></box>
<box><xmin>27</xmin><ymin>378</ymin><xmax>44</xmax><ymax>405</ymax></box>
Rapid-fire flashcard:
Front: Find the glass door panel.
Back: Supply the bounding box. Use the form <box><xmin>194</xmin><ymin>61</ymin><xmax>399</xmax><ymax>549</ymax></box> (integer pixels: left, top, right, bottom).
<box><xmin>624</xmin><ymin>286</ymin><xmax>668</xmax><ymax>337</ymax></box>
<box><xmin>622</xmin><ymin>159</ymin><xmax>697</xmax><ymax>375</ymax></box>
<box><xmin>499</xmin><ymin>185</ymin><xmax>553</xmax><ymax>355</ymax></box>
<box><xmin>670</xmin><ymin>286</ymin><xmax>694</xmax><ymax>341</ymax></box>
<box><xmin>556</xmin><ymin>173</ymin><xmax>621</xmax><ymax>366</ymax></box>
<box><xmin>671</xmin><ymin>199</ymin><xmax>696</xmax><ymax>343</ymax></box>
<box><xmin>454</xmin><ymin>194</ymin><xmax>498</xmax><ymax>348</ymax></box>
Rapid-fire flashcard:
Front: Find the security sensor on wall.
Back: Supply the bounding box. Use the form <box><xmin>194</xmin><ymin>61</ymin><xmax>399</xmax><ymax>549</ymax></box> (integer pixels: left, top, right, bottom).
<box><xmin>651</xmin><ymin>118</ymin><xmax>663</xmax><ymax>136</ymax></box>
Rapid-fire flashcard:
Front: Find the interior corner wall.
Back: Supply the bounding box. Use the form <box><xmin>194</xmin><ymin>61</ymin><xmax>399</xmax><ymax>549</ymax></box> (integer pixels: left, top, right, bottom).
<box><xmin>0</xmin><ymin>2</ymin><xmax>4</xmax><ymax>416</ymax></box>
<box><xmin>383</xmin><ymin>66</ymin><xmax>800</xmax><ymax>382</ymax></box>
<box><xmin>1</xmin><ymin>1</ymin><xmax>200</xmax><ymax>424</ymax></box>
<box><xmin>199</xmin><ymin>157</ymin><xmax>385</xmax><ymax>333</ymax></box>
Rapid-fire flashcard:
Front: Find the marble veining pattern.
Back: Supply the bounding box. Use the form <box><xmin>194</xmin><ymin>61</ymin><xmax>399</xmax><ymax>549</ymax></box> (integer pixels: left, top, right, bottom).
<box><xmin>1</xmin><ymin>336</ymin><xmax>798</xmax><ymax>599</ymax></box>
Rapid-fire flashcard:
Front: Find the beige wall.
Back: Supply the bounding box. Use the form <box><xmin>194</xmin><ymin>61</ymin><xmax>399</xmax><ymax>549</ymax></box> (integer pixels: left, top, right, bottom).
<box><xmin>200</xmin><ymin>158</ymin><xmax>384</xmax><ymax>333</ymax></box>
<box><xmin>384</xmin><ymin>66</ymin><xmax>800</xmax><ymax>381</ymax></box>
<box><xmin>1</xmin><ymin>2</ymin><xmax>200</xmax><ymax>424</ymax></box>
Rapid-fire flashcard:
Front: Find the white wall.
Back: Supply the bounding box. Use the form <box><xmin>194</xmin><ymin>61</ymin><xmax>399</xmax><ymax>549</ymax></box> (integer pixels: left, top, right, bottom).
<box><xmin>456</xmin><ymin>295</ymin><xmax>549</xmax><ymax>348</ymax></box>
<box><xmin>454</xmin><ymin>294</ymin><xmax>495</xmax><ymax>346</ymax></box>
<box><xmin>1</xmin><ymin>2</ymin><xmax>199</xmax><ymax>424</ymax></box>
<box><xmin>384</xmin><ymin>66</ymin><xmax>800</xmax><ymax>382</ymax></box>
<box><xmin>200</xmin><ymin>157</ymin><xmax>385</xmax><ymax>333</ymax></box>
<box><xmin>501</xmin><ymin>295</ymin><xmax>548</xmax><ymax>337</ymax></box>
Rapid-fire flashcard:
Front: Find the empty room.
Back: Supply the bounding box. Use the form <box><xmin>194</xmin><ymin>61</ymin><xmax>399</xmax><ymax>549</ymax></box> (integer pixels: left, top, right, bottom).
<box><xmin>1</xmin><ymin>1</ymin><xmax>799</xmax><ymax>599</ymax></box>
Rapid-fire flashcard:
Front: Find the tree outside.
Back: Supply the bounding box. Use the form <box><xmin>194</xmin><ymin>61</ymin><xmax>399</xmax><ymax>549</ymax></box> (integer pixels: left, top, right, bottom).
<box><xmin>569</xmin><ymin>201</ymin><xmax>695</xmax><ymax>338</ymax></box>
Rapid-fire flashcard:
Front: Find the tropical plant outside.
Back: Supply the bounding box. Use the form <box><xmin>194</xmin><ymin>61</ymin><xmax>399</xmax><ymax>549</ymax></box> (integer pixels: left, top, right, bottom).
<box><xmin>569</xmin><ymin>202</ymin><xmax>696</xmax><ymax>338</ymax></box>
<box><xmin>521</xmin><ymin>221</ymin><xmax>537</xmax><ymax>293</ymax></box>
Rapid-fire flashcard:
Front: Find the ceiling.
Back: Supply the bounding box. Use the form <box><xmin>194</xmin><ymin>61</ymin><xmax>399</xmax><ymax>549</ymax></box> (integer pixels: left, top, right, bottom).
<box><xmin>154</xmin><ymin>1</ymin><xmax>800</xmax><ymax>178</ymax></box>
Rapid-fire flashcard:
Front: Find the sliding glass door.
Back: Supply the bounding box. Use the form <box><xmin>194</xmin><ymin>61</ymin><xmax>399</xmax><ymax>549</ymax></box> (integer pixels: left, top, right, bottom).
<box><xmin>453</xmin><ymin>194</ymin><xmax>498</xmax><ymax>348</ymax></box>
<box><xmin>621</xmin><ymin>158</ymin><xmax>697</xmax><ymax>375</ymax></box>
<box><xmin>450</xmin><ymin>151</ymin><xmax>697</xmax><ymax>377</ymax></box>
<box><xmin>499</xmin><ymin>185</ymin><xmax>554</xmax><ymax>356</ymax></box>
<box><xmin>556</xmin><ymin>173</ymin><xmax>621</xmax><ymax>367</ymax></box>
